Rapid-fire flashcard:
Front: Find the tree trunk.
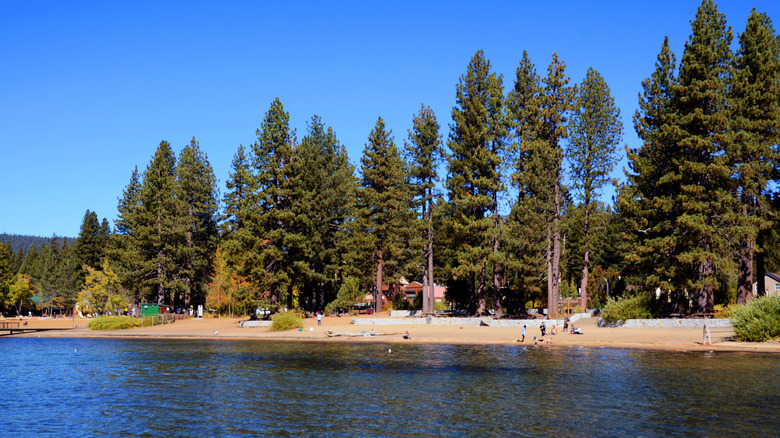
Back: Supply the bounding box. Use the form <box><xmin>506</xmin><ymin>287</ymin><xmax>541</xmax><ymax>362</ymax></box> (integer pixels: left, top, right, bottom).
<box><xmin>546</xmin><ymin>220</ymin><xmax>553</xmax><ymax>317</ymax></box>
<box><xmin>736</xmin><ymin>240</ymin><xmax>754</xmax><ymax>305</ymax></box>
<box><xmin>476</xmin><ymin>267</ymin><xmax>486</xmax><ymax>316</ymax></box>
<box><xmin>579</xmin><ymin>207</ymin><xmax>590</xmax><ymax>310</ymax></box>
<box><xmin>427</xmin><ymin>197</ymin><xmax>435</xmax><ymax>313</ymax></box>
<box><xmin>157</xmin><ymin>259</ymin><xmax>165</xmax><ymax>305</ymax></box>
<box><xmin>550</xmin><ymin>182</ymin><xmax>562</xmax><ymax>318</ymax></box>
<box><xmin>695</xmin><ymin>260</ymin><xmax>715</xmax><ymax>314</ymax></box>
<box><xmin>492</xmin><ymin>192</ymin><xmax>502</xmax><ymax>318</ymax></box>
<box><xmin>375</xmin><ymin>249</ymin><xmax>384</xmax><ymax>314</ymax></box>
<box><xmin>757</xmin><ymin>231</ymin><xmax>766</xmax><ymax>297</ymax></box>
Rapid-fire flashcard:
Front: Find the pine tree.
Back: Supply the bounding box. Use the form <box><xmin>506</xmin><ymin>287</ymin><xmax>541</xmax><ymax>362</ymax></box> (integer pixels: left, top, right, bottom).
<box><xmin>620</xmin><ymin>37</ymin><xmax>678</xmax><ymax>301</ymax></box>
<box><xmin>358</xmin><ymin>117</ymin><xmax>413</xmax><ymax>314</ymax></box>
<box><xmin>539</xmin><ymin>53</ymin><xmax>575</xmax><ymax>317</ymax></box>
<box><xmin>75</xmin><ymin>210</ymin><xmax>104</xmax><ymax>271</ymax></box>
<box><xmin>246</xmin><ymin>98</ymin><xmax>296</xmax><ymax>308</ymax></box>
<box><xmin>670</xmin><ymin>0</ymin><xmax>733</xmax><ymax>314</ymax></box>
<box><xmin>176</xmin><ymin>137</ymin><xmax>219</xmax><ymax>308</ymax></box>
<box><xmin>289</xmin><ymin>115</ymin><xmax>357</xmax><ymax>312</ymax></box>
<box><xmin>111</xmin><ymin>166</ymin><xmax>145</xmax><ymax>303</ymax></box>
<box><xmin>137</xmin><ymin>141</ymin><xmax>181</xmax><ymax>304</ymax></box>
<box><xmin>405</xmin><ymin>104</ymin><xmax>444</xmax><ymax>314</ymax></box>
<box><xmin>622</xmin><ymin>1</ymin><xmax>734</xmax><ymax>314</ymax></box>
<box><xmin>506</xmin><ymin>51</ymin><xmax>549</xmax><ymax>314</ymax></box>
<box><xmin>221</xmin><ymin>143</ymin><xmax>255</xmax><ymax>296</ymax></box>
<box><xmin>728</xmin><ymin>9</ymin><xmax>780</xmax><ymax>304</ymax></box>
<box><xmin>0</xmin><ymin>243</ymin><xmax>13</xmax><ymax>313</ymax></box>
<box><xmin>566</xmin><ymin>68</ymin><xmax>622</xmax><ymax>309</ymax></box>
<box><xmin>446</xmin><ymin>50</ymin><xmax>507</xmax><ymax>316</ymax></box>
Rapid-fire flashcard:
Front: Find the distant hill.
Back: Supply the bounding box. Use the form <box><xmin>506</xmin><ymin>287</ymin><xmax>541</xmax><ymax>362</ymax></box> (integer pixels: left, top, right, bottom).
<box><xmin>0</xmin><ymin>233</ymin><xmax>76</xmax><ymax>253</ymax></box>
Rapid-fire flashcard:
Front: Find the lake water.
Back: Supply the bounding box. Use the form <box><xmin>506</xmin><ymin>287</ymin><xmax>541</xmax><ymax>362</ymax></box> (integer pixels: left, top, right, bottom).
<box><xmin>1</xmin><ymin>338</ymin><xmax>778</xmax><ymax>437</ymax></box>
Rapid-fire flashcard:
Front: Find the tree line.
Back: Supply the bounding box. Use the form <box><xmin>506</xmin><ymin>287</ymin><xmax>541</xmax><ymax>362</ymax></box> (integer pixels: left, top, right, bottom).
<box><xmin>2</xmin><ymin>0</ymin><xmax>779</xmax><ymax>319</ymax></box>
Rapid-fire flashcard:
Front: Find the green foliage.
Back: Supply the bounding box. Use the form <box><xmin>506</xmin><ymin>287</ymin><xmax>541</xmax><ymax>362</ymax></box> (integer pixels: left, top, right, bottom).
<box><xmin>356</xmin><ymin>117</ymin><xmax>414</xmax><ymax>314</ymax></box>
<box><xmin>74</xmin><ymin>210</ymin><xmax>109</xmax><ymax>276</ymax></box>
<box><xmin>270</xmin><ymin>310</ymin><xmax>304</xmax><ymax>331</ymax></box>
<box><xmin>7</xmin><ymin>274</ymin><xmax>34</xmax><ymax>315</ymax></box>
<box><xmin>714</xmin><ymin>303</ymin><xmax>736</xmax><ymax>319</ymax></box>
<box><xmin>175</xmin><ymin>137</ymin><xmax>220</xmax><ymax>307</ymax></box>
<box><xmin>391</xmin><ymin>291</ymin><xmax>409</xmax><ymax>310</ymax></box>
<box><xmin>78</xmin><ymin>262</ymin><xmax>127</xmax><ymax>315</ymax></box>
<box><xmin>731</xmin><ymin>296</ymin><xmax>780</xmax><ymax>342</ymax></box>
<box><xmin>288</xmin><ymin>115</ymin><xmax>357</xmax><ymax>312</ymax></box>
<box><xmin>446</xmin><ymin>50</ymin><xmax>507</xmax><ymax>316</ymax></box>
<box><xmin>88</xmin><ymin>316</ymin><xmax>142</xmax><ymax>331</ymax></box>
<box><xmin>600</xmin><ymin>294</ymin><xmax>657</xmax><ymax>323</ymax></box>
<box><xmin>325</xmin><ymin>277</ymin><xmax>363</xmax><ymax>314</ymax></box>
<box><xmin>566</xmin><ymin>67</ymin><xmax>622</xmax><ymax>308</ymax></box>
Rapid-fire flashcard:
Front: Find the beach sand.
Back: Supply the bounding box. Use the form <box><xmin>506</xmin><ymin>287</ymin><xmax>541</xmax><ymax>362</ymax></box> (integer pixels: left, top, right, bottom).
<box><xmin>8</xmin><ymin>313</ymin><xmax>780</xmax><ymax>353</ymax></box>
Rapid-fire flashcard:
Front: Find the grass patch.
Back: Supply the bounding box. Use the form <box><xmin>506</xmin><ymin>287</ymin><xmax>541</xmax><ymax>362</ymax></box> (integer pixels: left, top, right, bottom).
<box><xmin>731</xmin><ymin>296</ymin><xmax>780</xmax><ymax>342</ymax></box>
<box><xmin>88</xmin><ymin>316</ymin><xmax>142</xmax><ymax>331</ymax></box>
<box><xmin>270</xmin><ymin>310</ymin><xmax>304</xmax><ymax>331</ymax></box>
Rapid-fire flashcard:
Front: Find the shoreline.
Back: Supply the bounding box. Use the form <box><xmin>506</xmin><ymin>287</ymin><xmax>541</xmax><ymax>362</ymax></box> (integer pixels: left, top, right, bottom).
<box><xmin>7</xmin><ymin>315</ymin><xmax>780</xmax><ymax>354</ymax></box>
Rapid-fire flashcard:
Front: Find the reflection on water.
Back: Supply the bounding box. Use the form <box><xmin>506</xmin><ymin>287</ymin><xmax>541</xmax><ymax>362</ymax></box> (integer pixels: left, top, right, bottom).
<box><xmin>1</xmin><ymin>338</ymin><xmax>778</xmax><ymax>437</ymax></box>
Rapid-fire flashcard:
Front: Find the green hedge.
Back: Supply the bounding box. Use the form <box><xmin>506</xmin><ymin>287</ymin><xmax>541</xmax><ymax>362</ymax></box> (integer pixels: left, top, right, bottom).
<box><xmin>600</xmin><ymin>294</ymin><xmax>656</xmax><ymax>323</ymax></box>
<box><xmin>88</xmin><ymin>316</ymin><xmax>142</xmax><ymax>331</ymax></box>
<box><xmin>270</xmin><ymin>310</ymin><xmax>304</xmax><ymax>331</ymax></box>
<box><xmin>731</xmin><ymin>296</ymin><xmax>780</xmax><ymax>342</ymax></box>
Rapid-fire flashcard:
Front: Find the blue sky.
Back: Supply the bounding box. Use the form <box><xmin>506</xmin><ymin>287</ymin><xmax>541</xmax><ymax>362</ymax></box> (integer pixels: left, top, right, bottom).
<box><xmin>2</xmin><ymin>0</ymin><xmax>779</xmax><ymax>238</ymax></box>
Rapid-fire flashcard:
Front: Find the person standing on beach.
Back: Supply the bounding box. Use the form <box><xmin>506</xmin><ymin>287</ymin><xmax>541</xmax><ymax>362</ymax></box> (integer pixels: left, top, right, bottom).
<box><xmin>317</xmin><ymin>312</ymin><xmax>323</xmax><ymax>326</ymax></box>
<box><xmin>521</xmin><ymin>325</ymin><xmax>526</xmax><ymax>342</ymax></box>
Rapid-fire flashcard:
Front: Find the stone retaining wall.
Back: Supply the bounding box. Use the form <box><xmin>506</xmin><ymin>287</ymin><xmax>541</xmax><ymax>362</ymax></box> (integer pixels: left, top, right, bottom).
<box><xmin>621</xmin><ymin>319</ymin><xmax>732</xmax><ymax>328</ymax></box>
<box><xmin>239</xmin><ymin>320</ymin><xmax>272</xmax><ymax>328</ymax></box>
<box><xmin>352</xmin><ymin>313</ymin><xmax>590</xmax><ymax>328</ymax></box>
<box><xmin>352</xmin><ymin>314</ymin><xmax>732</xmax><ymax>329</ymax></box>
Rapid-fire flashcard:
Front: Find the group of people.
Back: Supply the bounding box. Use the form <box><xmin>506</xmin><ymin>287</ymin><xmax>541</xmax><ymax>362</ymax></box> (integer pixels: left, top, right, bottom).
<box><xmin>519</xmin><ymin>317</ymin><xmax>583</xmax><ymax>343</ymax></box>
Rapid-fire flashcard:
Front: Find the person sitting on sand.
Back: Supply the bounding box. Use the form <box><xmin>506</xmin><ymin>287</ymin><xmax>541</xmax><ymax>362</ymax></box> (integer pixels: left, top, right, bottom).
<box><xmin>551</xmin><ymin>325</ymin><xmax>557</xmax><ymax>335</ymax></box>
<box><xmin>403</xmin><ymin>331</ymin><xmax>411</xmax><ymax>340</ymax></box>
<box><xmin>571</xmin><ymin>325</ymin><xmax>583</xmax><ymax>335</ymax></box>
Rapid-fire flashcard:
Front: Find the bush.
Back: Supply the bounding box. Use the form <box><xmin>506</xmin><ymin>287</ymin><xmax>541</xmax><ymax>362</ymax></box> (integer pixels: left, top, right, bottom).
<box><xmin>325</xmin><ymin>277</ymin><xmax>364</xmax><ymax>315</ymax></box>
<box><xmin>600</xmin><ymin>294</ymin><xmax>656</xmax><ymax>323</ymax></box>
<box><xmin>714</xmin><ymin>303</ymin><xmax>736</xmax><ymax>319</ymax></box>
<box><xmin>731</xmin><ymin>296</ymin><xmax>780</xmax><ymax>342</ymax></box>
<box><xmin>88</xmin><ymin>316</ymin><xmax>142</xmax><ymax>331</ymax></box>
<box><xmin>270</xmin><ymin>310</ymin><xmax>304</xmax><ymax>331</ymax></box>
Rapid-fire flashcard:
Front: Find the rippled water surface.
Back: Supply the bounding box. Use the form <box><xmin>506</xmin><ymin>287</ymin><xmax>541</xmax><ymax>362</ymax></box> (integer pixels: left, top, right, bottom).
<box><xmin>2</xmin><ymin>338</ymin><xmax>779</xmax><ymax>437</ymax></box>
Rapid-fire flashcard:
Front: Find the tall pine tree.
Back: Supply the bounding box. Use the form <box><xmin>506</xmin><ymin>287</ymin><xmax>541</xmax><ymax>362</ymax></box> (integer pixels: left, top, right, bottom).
<box><xmin>358</xmin><ymin>117</ymin><xmax>412</xmax><ymax>314</ymax></box>
<box><xmin>728</xmin><ymin>9</ymin><xmax>780</xmax><ymax>304</ymax></box>
<box><xmin>506</xmin><ymin>51</ymin><xmax>549</xmax><ymax>314</ymax></box>
<box><xmin>289</xmin><ymin>115</ymin><xmax>356</xmax><ymax>312</ymax></box>
<box><xmin>539</xmin><ymin>53</ymin><xmax>575</xmax><ymax>317</ymax></box>
<box><xmin>246</xmin><ymin>98</ymin><xmax>296</xmax><ymax>308</ymax></box>
<box><xmin>566</xmin><ymin>68</ymin><xmax>622</xmax><ymax>309</ymax></box>
<box><xmin>175</xmin><ymin>137</ymin><xmax>219</xmax><ymax>308</ymax></box>
<box><xmin>446</xmin><ymin>50</ymin><xmax>507</xmax><ymax>316</ymax></box>
<box><xmin>405</xmin><ymin>104</ymin><xmax>444</xmax><ymax>314</ymax></box>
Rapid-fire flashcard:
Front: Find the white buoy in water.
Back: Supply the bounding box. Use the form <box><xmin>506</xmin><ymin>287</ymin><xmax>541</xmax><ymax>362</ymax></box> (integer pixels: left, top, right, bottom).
<box><xmin>388</xmin><ymin>348</ymin><xmax>391</xmax><ymax>353</ymax></box>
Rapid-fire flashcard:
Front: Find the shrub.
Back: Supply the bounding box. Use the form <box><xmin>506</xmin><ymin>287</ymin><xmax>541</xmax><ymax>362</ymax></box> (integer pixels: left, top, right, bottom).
<box><xmin>714</xmin><ymin>303</ymin><xmax>736</xmax><ymax>319</ymax></box>
<box><xmin>325</xmin><ymin>277</ymin><xmax>364</xmax><ymax>314</ymax></box>
<box><xmin>600</xmin><ymin>293</ymin><xmax>656</xmax><ymax>323</ymax></box>
<box><xmin>731</xmin><ymin>296</ymin><xmax>780</xmax><ymax>342</ymax></box>
<box><xmin>391</xmin><ymin>292</ymin><xmax>409</xmax><ymax>310</ymax></box>
<box><xmin>88</xmin><ymin>316</ymin><xmax>142</xmax><ymax>331</ymax></box>
<box><xmin>270</xmin><ymin>310</ymin><xmax>304</xmax><ymax>331</ymax></box>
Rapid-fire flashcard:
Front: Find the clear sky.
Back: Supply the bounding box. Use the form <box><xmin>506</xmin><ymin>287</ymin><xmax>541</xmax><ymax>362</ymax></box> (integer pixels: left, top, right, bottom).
<box><xmin>2</xmin><ymin>0</ymin><xmax>779</xmax><ymax>238</ymax></box>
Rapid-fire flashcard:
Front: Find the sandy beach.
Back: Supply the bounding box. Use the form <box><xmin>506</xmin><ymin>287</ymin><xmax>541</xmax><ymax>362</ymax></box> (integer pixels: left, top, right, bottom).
<box><xmin>7</xmin><ymin>313</ymin><xmax>779</xmax><ymax>353</ymax></box>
